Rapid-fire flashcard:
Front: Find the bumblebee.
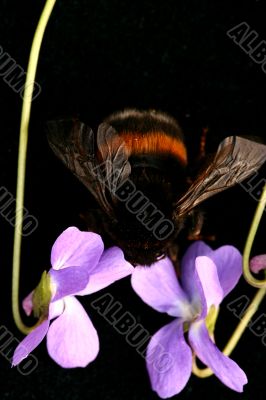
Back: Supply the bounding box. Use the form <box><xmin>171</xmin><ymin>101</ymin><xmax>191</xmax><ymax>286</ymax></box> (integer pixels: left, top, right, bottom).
<box><xmin>48</xmin><ymin>109</ymin><xmax>266</xmax><ymax>265</ymax></box>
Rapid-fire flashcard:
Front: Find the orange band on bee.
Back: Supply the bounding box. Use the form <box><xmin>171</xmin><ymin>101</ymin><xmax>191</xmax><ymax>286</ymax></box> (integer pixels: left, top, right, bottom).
<box><xmin>121</xmin><ymin>131</ymin><xmax>188</xmax><ymax>165</ymax></box>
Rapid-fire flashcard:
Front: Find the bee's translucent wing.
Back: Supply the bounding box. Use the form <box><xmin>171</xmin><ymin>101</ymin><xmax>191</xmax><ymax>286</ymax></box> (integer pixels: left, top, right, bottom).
<box><xmin>47</xmin><ymin>119</ymin><xmax>131</xmax><ymax>217</ymax></box>
<box><xmin>96</xmin><ymin>123</ymin><xmax>131</xmax><ymax>195</ymax></box>
<box><xmin>175</xmin><ymin>136</ymin><xmax>266</xmax><ymax>217</ymax></box>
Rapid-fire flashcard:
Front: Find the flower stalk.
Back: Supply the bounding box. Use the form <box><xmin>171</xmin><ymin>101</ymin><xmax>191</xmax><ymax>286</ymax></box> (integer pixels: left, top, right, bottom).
<box><xmin>243</xmin><ymin>184</ymin><xmax>266</xmax><ymax>288</ymax></box>
<box><xmin>12</xmin><ymin>0</ymin><xmax>57</xmax><ymax>335</ymax></box>
<box><xmin>192</xmin><ymin>286</ymin><xmax>266</xmax><ymax>378</ymax></box>
<box><xmin>193</xmin><ymin>183</ymin><xmax>266</xmax><ymax>379</ymax></box>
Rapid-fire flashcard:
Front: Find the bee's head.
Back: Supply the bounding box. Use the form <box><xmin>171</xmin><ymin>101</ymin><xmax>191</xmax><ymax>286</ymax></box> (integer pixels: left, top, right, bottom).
<box><xmin>120</xmin><ymin>242</ymin><xmax>168</xmax><ymax>266</ymax></box>
<box><xmin>105</xmin><ymin>208</ymin><xmax>185</xmax><ymax>266</ymax></box>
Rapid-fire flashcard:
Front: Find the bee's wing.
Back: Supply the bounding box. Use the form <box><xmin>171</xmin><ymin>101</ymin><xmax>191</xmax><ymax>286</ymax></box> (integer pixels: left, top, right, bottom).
<box><xmin>96</xmin><ymin>123</ymin><xmax>131</xmax><ymax>194</ymax></box>
<box><xmin>175</xmin><ymin>136</ymin><xmax>266</xmax><ymax>217</ymax></box>
<box><xmin>47</xmin><ymin>119</ymin><xmax>131</xmax><ymax>217</ymax></box>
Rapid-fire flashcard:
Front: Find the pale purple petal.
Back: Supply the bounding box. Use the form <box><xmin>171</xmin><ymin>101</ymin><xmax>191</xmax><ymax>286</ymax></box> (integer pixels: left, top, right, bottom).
<box><xmin>195</xmin><ymin>256</ymin><xmax>223</xmax><ymax>309</ymax></box>
<box><xmin>49</xmin><ymin>267</ymin><xmax>90</xmax><ymax>301</ymax></box>
<box><xmin>22</xmin><ymin>291</ymin><xmax>33</xmax><ymax>316</ymax></box>
<box><xmin>47</xmin><ymin>296</ymin><xmax>99</xmax><ymax>368</ymax></box>
<box><xmin>207</xmin><ymin>246</ymin><xmax>242</xmax><ymax>297</ymax></box>
<box><xmin>49</xmin><ymin>299</ymin><xmax>64</xmax><ymax>319</ymax></box>
<box><xmin>189</xmin><ymin>321</ymin><xmax>247</xmax><ymax>392</ymax></box>
<box><xmin>12</xmin><ymin>320</ymin><xmax>49</xmax><ymax>366</ymax></box>
<box><xmin>250</xmin><ymin>254</ymin><xmax>266</xmax><ymax>273</ymax></box>
<box><xmin>78</xmin><ymin>247</ymin><xmax>134</xmax><ymax>295</ymax></box>
<box><xmin>146</xmin><ymin>319</ymin><xmax>192</xmax><ymax>398</ymax></box>
<box><xmin>181</xmin><ymin>241</ymin><xmax>212</xmax><ymax>299</ymax></box>
<box><xmin>131</xmin><ymin>257</ymin><xmax>191</xmax><ymax>318</ymax></box>
<box><xmin>180</xmin><ymin>242</ymin><xmax>211</xmax><ymax>319</ymax></box>
<box><xmin>51</xmin><ymin>227</ymin><xmax>104</xmax><ymax>272</ymax></box>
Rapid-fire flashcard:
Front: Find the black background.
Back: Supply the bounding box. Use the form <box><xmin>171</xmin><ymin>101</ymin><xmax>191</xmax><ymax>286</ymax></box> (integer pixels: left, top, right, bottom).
<box><xmin>0</xmin><ymin>0</ymin><xmax>266</xmax><ymax>399</ymax></box>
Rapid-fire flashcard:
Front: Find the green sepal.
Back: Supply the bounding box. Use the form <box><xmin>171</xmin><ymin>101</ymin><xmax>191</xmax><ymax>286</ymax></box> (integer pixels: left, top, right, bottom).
<box><xmin>32</xmin><ymin>271</ymin><xmax>52</xmax><ymax>319</ymax></box>
<box><xmin>205</xmin><ymin>305</ymin><xmax>220</xmax><ymax>335</ymax></box>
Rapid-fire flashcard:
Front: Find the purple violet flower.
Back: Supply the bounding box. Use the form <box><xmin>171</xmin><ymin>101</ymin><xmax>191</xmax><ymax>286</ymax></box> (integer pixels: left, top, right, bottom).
<box><xmin>13</xmin><ymin>227</ymin><xmax>133</xmax><ymax>368</ymax></box>
<box><xmin>131</xmin><ymin>241</ymin><xmax>247</xmax><ymax>398</ymax></box>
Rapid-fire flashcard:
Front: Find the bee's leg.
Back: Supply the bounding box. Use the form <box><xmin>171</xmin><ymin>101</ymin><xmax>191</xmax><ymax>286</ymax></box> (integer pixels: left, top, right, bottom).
<box><xmin>198</xmin><ymin>127</ymin><xmax>208</xmax><ymax>159</ymax></box>
<box><xmin>167</xmin><ymin>243</ymin><xmax>181</xmax><ymax>275</ymax></box>
<box><xmin>187</xmin><ymin>209</ymin><xmax>216</xmax><ymax>241</ymax></box>
<box><xmin>79</xmin><ymin>209</ymin><xmax>107</xmax><ymax>235</ymax></box>
<box><xmin>187</xmin><ymin>210</ymin><xmax>204</xmax><ymax>240</ymax></box>
<box><xmin>168</xmin><ymin>243</ymin><xmax>179</xmax><ymax>264</ymax></box>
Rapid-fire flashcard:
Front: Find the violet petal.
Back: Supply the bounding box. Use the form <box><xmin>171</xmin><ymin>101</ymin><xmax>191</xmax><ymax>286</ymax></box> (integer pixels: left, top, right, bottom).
<box><xmin>195</xmin><ymin>256</ymin><xmax>223</xmax><ymax>310</ymax></box>
<box><xmin>188</xmin><ymin>321</ymin><xmax>247</xmax><ymax>392</ymax></box>
<box><xmin>181</xmin><ymin>241</ymin><xmax>212</xmax><ymax>299</ymax></box>
<box><xmin>78</xmin><ymin>247</ymin><xmax>134</xmax><ymax>296</ymax></box>
<box><xmin>207</xmin><ymin>246</ymin><xmax>242</xmax><ymax>297</ymax></box>
<box><xmin>12</xmin><ymin>319</ymin><xmax>49</xmax><ymax>366</ymax></box>
<box><xmin>146</xmin><ymin>319</ymin><xmax>192</xmax><ymax>398</ymax></box>
<box><xmin>49</xmin><ymin>299</ymin><xmax>64</xmax><ymax>320</ymax></box>
<box><xmin>47</xmin><ymin>296</ymin><xmax>99</xmax><ymax>368</ymax></box>
<box><xmin>49</xmin><ymin>266</ymin><xmax>90</xmax><ymax>301</ymax></box>
<box><xmin>131</xmin><ymin>257</ymin><xmax>191</xmax><ymax>317</ymax></box>
<box><xmin>51</xmin><ymin>227</ymin><xmax>104</xmax><ymax>272</ymax></box>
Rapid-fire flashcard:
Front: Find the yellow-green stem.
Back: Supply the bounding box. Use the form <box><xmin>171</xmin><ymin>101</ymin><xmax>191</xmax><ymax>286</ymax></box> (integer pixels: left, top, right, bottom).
<box><xmin>192</xmin><ymin>286</ymin><xmax>266</xmax><ymax>378</ymax></box>
<box><xmin>12</xmin><ymin>0</ymin><xmax>56</xmax><ymax>335</ymax></box>
<box><xmin>193</xmin><ymin>184</ymin><xmax>266</xmax><ymax>377</ymax></box>
<box><xmin>243</xmin><ymin>184</ymin><xmax>266</xmax><ymax>288</ymax></box>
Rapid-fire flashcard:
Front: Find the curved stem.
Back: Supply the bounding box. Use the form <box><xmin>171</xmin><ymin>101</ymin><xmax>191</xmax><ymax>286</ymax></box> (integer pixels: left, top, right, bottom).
<box><xmin>192</xmin><ymin>356</ymin><xmax>213</xmax><ymax>378</ymax></box>
<box><xmin>193</xmin><ymin>173</ymin><xmax>266</xmax><ymax>378</ymax></box>
<box><xmin>243</xmin><ymin>184</ymin><xmax>266</xmax><ymax>288</ymax></box>
<box><xmin>12</xmin><ymin>0</ymin><xmax>56</xmax><ymax>335</ymax></box>
<box><xmin>192</xmin><ymin>285</ymin><xmax>266</xmax><ymax>378</ymax></box>
<box><xmin>223</xmin><ymin>287</ymin><xmax>265</xmax><ymax>355</ymax></box>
